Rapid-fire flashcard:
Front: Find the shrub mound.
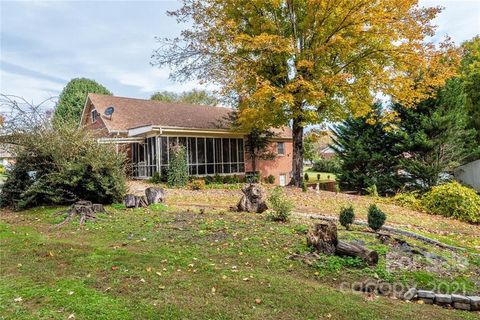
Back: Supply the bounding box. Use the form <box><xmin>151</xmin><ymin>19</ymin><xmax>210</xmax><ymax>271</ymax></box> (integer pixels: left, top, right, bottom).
<box><xmin>0</xmin><ymin>124</ymin><xmax>126</xmax><ymax>210</ymax></box>
<box><xmin>367</xmin><ymin>204</ymin><xmax>386</xmax><ymax>231</ymax></box>
<box><xmin>267</xmin><ymin>187</ymin><xmax>293</xmax><ymax>222</ymax></box>
<box><xmin>339</xmin><ymin>206</ymin><xmax>355</xmax><ymax>230</ymax></box>
<box><xmin>422</xmin><ymin>181</ymin><xmax>480</xmax><ymax>223</ymax></box>
<box><xmin>311</xmin><ymin>157</ymin><xmax>341</xmax><ymax>174</ymax></box>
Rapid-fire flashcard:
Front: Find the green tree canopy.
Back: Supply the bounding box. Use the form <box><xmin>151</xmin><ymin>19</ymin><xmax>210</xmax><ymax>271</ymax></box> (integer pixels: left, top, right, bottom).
<box><xmin>460</xmin><ymin>36</ymin><xmax>480</xmax><ymax>155</ymax></box>
<box><xmin>53</xmin><ymin>78</ymin><xmax>112</xmax><ymax>124</ymax></box>
<box><xmin>150</xmin><ymin>89</ymin><xmax>219</xmax><ymax>106</ymax></box>
<box><xmin>331</xmin><ymin>104</ymin><xmax>404</xmax><ymax>195</ymax></box>
<box><xmin>393</xmin><ymin>78</ymin><xmax>476</xmax><ymax>191</ymax></box>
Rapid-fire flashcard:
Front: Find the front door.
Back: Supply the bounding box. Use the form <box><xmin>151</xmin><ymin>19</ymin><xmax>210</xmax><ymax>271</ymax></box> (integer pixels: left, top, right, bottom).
<box><xmin>279</xmin><ymin>174</ymin><xmax>286</xmax><ymax>186</ymax></box>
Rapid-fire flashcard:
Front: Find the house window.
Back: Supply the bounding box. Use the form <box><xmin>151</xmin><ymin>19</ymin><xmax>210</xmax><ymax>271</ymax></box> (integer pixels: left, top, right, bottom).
<box><xmin>277</xmin><ymin>142</ymin><xmax>285</xmax><ymax>155</ymax></box>
<box><xmin>91</xmin><ymin>110</ymin><xmax>98</xmax><ymax>123</ymax></box>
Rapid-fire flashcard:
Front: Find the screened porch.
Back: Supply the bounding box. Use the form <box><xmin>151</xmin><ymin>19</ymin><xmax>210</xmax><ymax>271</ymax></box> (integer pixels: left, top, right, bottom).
<box><xmin>131</xmin><ymin>136</ymin><xmax>245</xmax><ymax>178</ymax></box>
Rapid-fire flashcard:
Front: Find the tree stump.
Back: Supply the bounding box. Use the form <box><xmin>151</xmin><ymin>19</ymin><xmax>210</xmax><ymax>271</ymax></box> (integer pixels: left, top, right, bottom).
<box><xmin>145</xmin><ymin>187</ymin><xmax>165</xmax><ymax>205</ymax></box>
<box><xmin>56</xmin><ymin>201</ymin><xmax>106</xmax><ymax>227</ymax></box>
<box><xmin>124</xmin><ymin>194</ymin><xmax>148</xmax><ymax>208</ymax></box>
<box><xmin>306</xmin><ymin>222</ymin><xmax>338</xmax><ymax>255</ymax></box>
<box><xmin>236</xmin><ymin>184</ymin><xmax>268</xmax><ymax>213</ymax></box>
<box><xmin>307</xmin><ymin>222</ymin><xmax>379</xmax><ymax>265</ymax></box>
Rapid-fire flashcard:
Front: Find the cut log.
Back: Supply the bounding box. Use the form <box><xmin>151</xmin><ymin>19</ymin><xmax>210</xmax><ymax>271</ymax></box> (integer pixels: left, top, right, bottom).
<box><xmin>336</xmin><ymin>241</ymin><xmax>379</xmax><ymax>266</ymax></box>
<box><xmin>145</xmin><ymin>187</ymin><xmax>165</xmax><ymax>205</ymax></box>
<box><xmin>236</xmin><ymin>184</ymin><xmax>268</xmax><ymax>213</ymax></box>
<box><xmin>306</xmin><ymin>222</ymin><xmax>379</xmax><ymax>265</ymax></box>
<box><xmin>124</xmin><ymin>194</ymin><xmax>148</xmax><ymax>208</ymax></box>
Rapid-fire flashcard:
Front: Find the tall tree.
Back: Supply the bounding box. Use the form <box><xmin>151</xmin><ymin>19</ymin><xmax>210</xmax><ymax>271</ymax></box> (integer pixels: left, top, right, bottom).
<box><xmin>53</xmin><ymin>78</ymin><xmax>112</xmax><ymax>124</ymax></box>
<box><xmin>459</xmin><ymin>36</ymin><xmax>480</xmax><ymax>156</ymax></box>
<box><xmin>150</xmin><ymin>89</ymin><xmax>219</xmax><ymax>106</ymax></box>
<box><xmin>331</xmin><ymin>104</ymin><xmax>404</xmax><ymax>195</ymax></box>
<box><xmin>153</xmin><ymin>0</ymin><xmax>458</xmax><ymax>186</ymax></box>
<box><xmin>394</xmin><ymin>79</ymin><xmax>476</xmax><ymax>191</ymax></box>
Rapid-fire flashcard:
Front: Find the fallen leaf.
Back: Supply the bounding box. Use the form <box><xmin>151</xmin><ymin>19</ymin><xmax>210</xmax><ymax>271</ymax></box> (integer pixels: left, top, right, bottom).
<box><xmin>255</xmin><ymin>298</ymin><xmax>262</xmax><ymax>304</ymax></box>
<box><xmin>13</xmin><ymin>297</ymin><xmax>22</xmax><ymax>302</ymax></box>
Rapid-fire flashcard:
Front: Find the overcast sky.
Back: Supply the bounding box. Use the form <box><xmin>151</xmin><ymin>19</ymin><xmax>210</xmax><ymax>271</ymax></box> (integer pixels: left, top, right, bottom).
<box><xmin>1</xmin><ymin>0</ymin><xmax>479</xmax><ymax>109</ymax></box>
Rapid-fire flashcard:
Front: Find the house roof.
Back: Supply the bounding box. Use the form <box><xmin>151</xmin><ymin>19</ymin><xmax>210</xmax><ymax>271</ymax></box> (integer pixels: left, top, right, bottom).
<box><xmin>83</xmin><ymin>94</ymin><xmax>292</xmax><ymax>139</ymax></box>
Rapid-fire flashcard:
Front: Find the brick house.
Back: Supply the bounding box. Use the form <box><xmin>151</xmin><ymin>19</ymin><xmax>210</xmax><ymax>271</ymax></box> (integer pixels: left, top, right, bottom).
<box><xmin>80</xmin><ymin>94</ymin><xmax>293</xmax><ymax>185</ymax></box>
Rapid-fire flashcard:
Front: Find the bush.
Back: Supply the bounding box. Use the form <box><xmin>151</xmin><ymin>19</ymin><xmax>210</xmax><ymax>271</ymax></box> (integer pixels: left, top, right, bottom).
<box><xmin>339</xmin><ymin>206</ymin><xmax>355</xmax><ymax>230</ymax></box>
<box><xmin>167</xmin><ymin>145</ymin><xmax>188</xmax><ymax>187</ymax></box>
<box><xmin>265</xmin><ymin>174</ymin><xmax>275</xmax><ymax>184</ymax></box>
<box><xmin>365</xmin><ymin>184</ymin><xmax>378</xmax><ymax>197</ymax></box>
<box><xmin>367</xmin><ymin>204</ymin><xmax>386</xmax><ymax>231</ymax></box>
<box><xmin>390</xmin><ymin>192</ymin><xmax>423</xmax><ymax>211</ymax></box>
<box><xmin>0</xmin><ymin>123</ymin><xmax>126</xmax><ymax>209</ymax></box>
<box><xmin>147</xmin><ymin>171</ymin><xmax>162</xmax><ymax>184</ymax></box>
<box><xmin>190</xmin><ymin>179</ymin><xmax>205</xmax><ymax>190</ymax></box>
<box><xmin>304</xmin><ymin>172</ymin><xmax>309</xmax><ymax>182</ymax></box>
<box><xmin>302</xmin><ymin>182</ymin><xmax>307</xmax><ymax>192</ymax></box>
<box><xmin>312</xmin><ymin>157</ymin><xmax>341</xmax><ymax>174</ymax></box>
<box><xmin>422</xmin><ymin>181</ymin><xmax>480</xmax><ymax>223</ymax></box>
<box><xmin>317</xmin><ymin>173</ymin><xmax>320</xmax><ymax>181</ymax></box>
<box><xmin>267</xmin><ymin>187</ymin><xmax>293</xmax><ymax>222</ymax></box>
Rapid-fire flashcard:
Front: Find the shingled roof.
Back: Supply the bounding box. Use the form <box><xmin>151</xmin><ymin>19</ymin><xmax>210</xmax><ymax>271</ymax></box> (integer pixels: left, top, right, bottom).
<box><xmin>83</xmin><ymin>93</ymin><xmax>292</xmax><ymax>139</ymax></box>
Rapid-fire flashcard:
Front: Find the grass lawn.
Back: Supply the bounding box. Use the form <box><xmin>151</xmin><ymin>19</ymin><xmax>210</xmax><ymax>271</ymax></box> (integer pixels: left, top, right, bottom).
<box><xmin>303</xmin><ymin>169</ymin><xmax>336</xmax><ymax>183</ymax></box>
<box><xmin>1</xmin><ymin>199</ymin><xmax>479</xmax><ymax>319</ymax></box>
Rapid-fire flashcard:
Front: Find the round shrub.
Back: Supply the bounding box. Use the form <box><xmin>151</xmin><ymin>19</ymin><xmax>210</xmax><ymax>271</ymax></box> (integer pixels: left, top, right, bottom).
<box><xmin>339</xmin><ymin>206</ymin><xmax>355</xmax><ymax>230</ymax></box>
<box><xmin>367</xmin><ymin>204</ymin><xmax>386</xmax><ymax>231</ymax></box>
<box><xmin>422</xmin><ymin>181</ymin><xmax>480</xmax><ymax>223</ymax></box>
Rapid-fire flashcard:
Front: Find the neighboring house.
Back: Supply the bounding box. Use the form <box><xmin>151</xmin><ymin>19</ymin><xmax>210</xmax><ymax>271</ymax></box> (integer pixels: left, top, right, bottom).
<box><xmin>80</xmin><ymin>94</ymin><xmax>293</xmax><ymax>185</ymax></box>
<box><xmin>0</xmin><ymin>145</ymin><xmax>15</xmax><ymax>166</ymax></box>
<box><xmin>454</xmin><ymin>159</ymin><xmax>480</xmax><ymax>192</ymax></box>
<box><xmin>319</xmin><ymin>146</ymin><xmax>336</xmax><ymax>160</ymax></box>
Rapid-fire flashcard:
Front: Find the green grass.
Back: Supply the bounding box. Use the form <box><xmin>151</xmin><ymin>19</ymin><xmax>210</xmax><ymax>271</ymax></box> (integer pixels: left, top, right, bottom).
<box><xmin>303</xmin><ymin>169</ymin><xmax>336</xmax><ymax>183</ymax></box>
<box><xmin>0</xmin><ymin>206</ymin><xmax>478</xmax><ymax>320</ymax></box>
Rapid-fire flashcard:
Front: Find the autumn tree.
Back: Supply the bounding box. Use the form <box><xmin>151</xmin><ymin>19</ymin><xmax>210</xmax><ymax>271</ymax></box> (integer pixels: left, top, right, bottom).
<box><xmin>150</xmin><ymin>89</ymin><xmax>219</xmax><ymax>106</ymax></box>
<box><xmin>153</xmin><ymin>0</ymin><xmax>458</xmax><ymax>186</ymax></box>
<box><xmin>53</xmin><ymin>78</ymin><xmax>112</xmax><ymax>124</ymax></box>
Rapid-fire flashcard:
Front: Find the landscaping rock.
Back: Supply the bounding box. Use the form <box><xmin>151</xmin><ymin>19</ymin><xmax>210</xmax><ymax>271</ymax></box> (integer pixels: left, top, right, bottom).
<box><xmin>434</xmin><ymin>294</ymin><xmax>452</xmax><ymax>305</ymax></box>
<box><xmin>453</xmin><ymin>302</ymin><xmax>471</xmax><ymax>311</ymax></box>
<box><xmin>236</xmin><ymin>184</ymin><xmax>268</xmax><ymax>213</ymax></box>
<box><xmin>451</xmin><ymin>294</ymin><xmax>470</xmax><ymax>303</ymax></box>
<box><xmin>417</xmin><ymin>290</ymin><xmax>435</xmax><ymax>299</ymax></box>
<box><xmin>468</xmin><ymin>296</ymin><xmax>480</xmax><ymax>311</ymax></box>
<box><xmin>403</xmin><ymin>288</ymin><xmax>417</xmax><ymax>301</ymax></box>
<box><xmin>145</xmin><ymin>187</ymin><xmax>165</xmax><ymax>205</ymax></box>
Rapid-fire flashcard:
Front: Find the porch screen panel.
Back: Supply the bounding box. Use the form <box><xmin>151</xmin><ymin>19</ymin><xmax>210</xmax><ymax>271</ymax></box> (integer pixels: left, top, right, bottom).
<box><xmin>215</xmin><ymin>138</ymin><xmax>222</xmax><ymax>174</ymax></box>
<box><xmin>188</xmin><ymin>137</ymin><xmax>197</xmax><ymax>175</ymax></box>
<box><xmin>160</xmin><ymin>137</ymin><xmax>168</xmax><ymax>176</ymax></box>
<box><xmin>197</xmin><ymin>138</ymin><xmax>206</xmax><ymax>175</ymax></box>
<box><xmin>206</xmin><ymin>138</ymin><xmax>214</xmax><ymax>174</ymax></box>
<box><xmin>222</xmin><ymin>138</ymin><xmax>230</xmax><ymax>173</ymax></box>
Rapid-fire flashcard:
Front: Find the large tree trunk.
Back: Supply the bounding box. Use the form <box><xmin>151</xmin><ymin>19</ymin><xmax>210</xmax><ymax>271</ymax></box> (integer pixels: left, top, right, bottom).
<box><xmin>290</xmin><ymin>117</ymin><xmax>304</xmax><ymax>187</ymax></box>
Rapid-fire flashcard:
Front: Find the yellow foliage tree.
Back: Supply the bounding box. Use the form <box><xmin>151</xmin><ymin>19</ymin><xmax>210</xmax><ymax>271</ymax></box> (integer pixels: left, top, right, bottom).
<box><xmin>153</xmin><ymin>0</ymin><xmax>459</xmax><ymax>186</ymax></box>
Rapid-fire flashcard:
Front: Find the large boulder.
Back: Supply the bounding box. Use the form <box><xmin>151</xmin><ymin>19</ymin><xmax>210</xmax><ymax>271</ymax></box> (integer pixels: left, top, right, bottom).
<box><xmin>236</xmin><ymin>184</ymin><xmax>268</xmax><ymax>213</ymax></box>
<box><xmin>145</xmin><ymin>187</ymin><xmax>165</xmax><ymax>205</ymax></box>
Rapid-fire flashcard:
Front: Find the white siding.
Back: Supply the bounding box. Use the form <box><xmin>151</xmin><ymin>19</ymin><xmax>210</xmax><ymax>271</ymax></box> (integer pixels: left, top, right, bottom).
<box><xmin>454</xmin><ymin>160</ymin><xmax>480</xmax><ymax>192</ymax></box>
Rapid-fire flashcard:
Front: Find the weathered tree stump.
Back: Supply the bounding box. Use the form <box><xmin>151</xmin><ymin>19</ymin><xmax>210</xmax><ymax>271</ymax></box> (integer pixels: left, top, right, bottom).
<box><xmin>236</xmin><ymin>184</ymin><xmax>268</xmax><ymax>213</ymax></box>
<box><xmin>124</xmin><ymin>194</ymin><xmax>148</xmax><ymax>208</ymax></box>
<box><xmin>307</xmin><ymin>222</ymin><xmax>379</xmax><ymax>265</ymax></box>
<box><xmin>56</xmin><ymin>201</ymin><xmax>106</xmax><ymax>227</ymax></box>
<box><xmin>306</xmin><ymin>222</ymin><xmax>338</xmax><ymax>254</ymax></box>
<box><xmin>145</xmin><ymin>187</ymin><xmax>165</xmax><ymax>205</ymax></box>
